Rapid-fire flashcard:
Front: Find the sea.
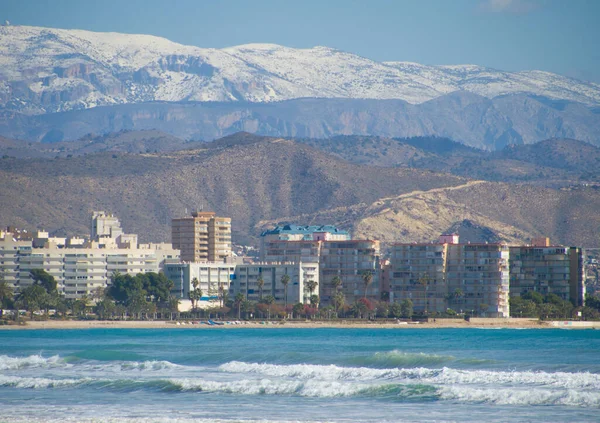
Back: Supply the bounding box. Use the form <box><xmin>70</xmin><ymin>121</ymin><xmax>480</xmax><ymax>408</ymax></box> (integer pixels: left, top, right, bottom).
<box><xmin>0</xmin><ymin>327</ymin><xmax>599</xmax><ymax>423</ymax></box>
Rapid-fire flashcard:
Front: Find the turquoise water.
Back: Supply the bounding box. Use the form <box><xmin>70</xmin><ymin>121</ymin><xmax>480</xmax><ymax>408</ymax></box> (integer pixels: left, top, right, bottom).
<box><xmin>1</xmin><ymin>327</ymin><xmax>599</xmax><ymax>422</ymax></box>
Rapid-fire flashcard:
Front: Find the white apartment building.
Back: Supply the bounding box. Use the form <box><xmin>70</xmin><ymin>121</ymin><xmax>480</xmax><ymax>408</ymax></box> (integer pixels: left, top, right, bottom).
<box><xmin>164</xmin><ymin>262</ymin><xmax>236</xmax><ymax>304</ymax></box>
<box><xmin>164</xmin><ymin>262</ymin><xmax>319</xmax><ymax>307</ymax></box>
<box><xmin>233</xmin><ymin>262</ymin><xmax>319</xmax><ymax>305</ymax></box>
<box><xmin>0</xmin><ymin>212</ymin><xmax>180</xmax><ymax>299</ymax></box>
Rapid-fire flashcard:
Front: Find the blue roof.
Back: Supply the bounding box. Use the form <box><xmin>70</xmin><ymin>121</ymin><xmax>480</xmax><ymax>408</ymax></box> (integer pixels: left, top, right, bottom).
<box><xmin>260</xmin><ymin>224</ymin><xmax>349</xmax><ymax>237</ymax></box>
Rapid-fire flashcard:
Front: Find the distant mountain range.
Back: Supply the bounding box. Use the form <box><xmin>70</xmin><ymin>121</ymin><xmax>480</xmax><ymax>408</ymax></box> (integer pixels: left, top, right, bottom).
<box><xmin>1</xmin><ymin>25</ymin><xmax>599</xmax><ymax>149</ymax></box>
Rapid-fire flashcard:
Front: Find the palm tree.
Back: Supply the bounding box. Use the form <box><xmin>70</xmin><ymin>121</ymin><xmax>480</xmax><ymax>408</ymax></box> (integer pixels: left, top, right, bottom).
<box><xmin>280</xmin><ymin>274</ymin><xmax>290</xmax><ymax>307</ymax></box>
<box><xmin>333</xmin><ymin>291</ymin><xmax>345</xmax><ymax>318</ymax></box>
<box><xmin>263</xmin><ymin>295</ymin><xmax>275</xmax><ymax>320</ymax></box>
<box><xmin>361</xmin><ymin>270</ymin><xmax>373</xmax><ymax>299</ymax></box>
<box><xmin>257</xmin><ymin>276</ymin><xmax>265</xmax><ymax>300</ymax></box>
<box><xmin>189</xmin><ymin>278</ymin><xmax>202</xmax><ymax>309</ymax></box>
<box><xmin>0</xmin><ymin>280</ymin><xmax>14</xmax><ymax>308</ymax></box>
<box><xmin>331</xmin><ymin>276</ymin><xmax>342</xmax><ymax>292</ymax></box>
<box><xmin>305</xmin><ymin>280</ymin><xmax>318</xmax><ymax>304</ymax></box>
<box><xmin>235</xmin><ymin>292</ymin><xmax>244</xmax><ymax>320</ymax></box>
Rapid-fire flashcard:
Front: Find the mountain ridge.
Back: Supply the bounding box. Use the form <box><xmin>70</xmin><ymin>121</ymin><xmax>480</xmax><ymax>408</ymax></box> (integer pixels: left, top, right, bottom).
<box><xmin>2</xmin><ymin>24</ymin><xmax>600</xmax><ymax>117</ymax></box>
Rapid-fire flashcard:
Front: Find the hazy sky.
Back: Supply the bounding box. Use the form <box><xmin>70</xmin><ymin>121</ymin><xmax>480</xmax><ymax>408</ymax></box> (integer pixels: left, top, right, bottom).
<box><xmin>2</xmin><ymin>0</ymin><xmax>599</xmax><ymax>82</ymax></box>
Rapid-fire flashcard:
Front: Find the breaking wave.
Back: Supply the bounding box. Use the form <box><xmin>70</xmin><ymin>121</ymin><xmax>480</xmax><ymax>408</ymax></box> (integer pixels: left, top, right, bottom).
<box><xmin>218</xmin><ymin>361</ymin><xmax>600</xmax><ymax>389</ymax></box>
<box><xmin>2</xmin><ymin>372</ymin><xmax>599</xmax><ymax>407</ymax></box>
<box><xmin>0</xmin><ymin>354</ymin><xmax>65</xmax><ymax>370</ymax></box>
<box><xmin>439</xmin><ymin>385</ymin><xmax>600</xmax><ymax>407</ymax></box>
<box><xmin>0</xmin><ymin>354</ymin><xmax>184</xmax><ymax>373</ymax></box>
<box><xmin>0</xmin><ymin>374</ymin><xmax>88</xmax><ymax>389</ymax></box>
<box><xmin>349</xmin><ymin>350</ymin><xmax>454</xmax><ymax>367</ymax></box>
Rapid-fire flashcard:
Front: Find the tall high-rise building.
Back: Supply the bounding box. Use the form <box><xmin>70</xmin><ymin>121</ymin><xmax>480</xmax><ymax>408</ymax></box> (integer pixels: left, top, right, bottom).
<box><xmin>171</xmin><ymin>211</ymin><xmax>232</xmax><ymax>263</ymax></box>
<box><xmin>389</xmin><ymin>236</ymin><xmax>510</xmax><ymax>318</ymax></box>
<box><xmin>509</xmin><ymin>245</ymin><xmax>585</xmax><ymax>306</ymax></box>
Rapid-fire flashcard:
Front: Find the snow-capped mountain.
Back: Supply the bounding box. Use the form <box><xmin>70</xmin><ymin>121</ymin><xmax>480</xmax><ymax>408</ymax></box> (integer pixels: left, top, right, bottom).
<box><xmin>1</xmin><ymin>25</ymin><xmax>599</xmax><ymax>115</ymax></box>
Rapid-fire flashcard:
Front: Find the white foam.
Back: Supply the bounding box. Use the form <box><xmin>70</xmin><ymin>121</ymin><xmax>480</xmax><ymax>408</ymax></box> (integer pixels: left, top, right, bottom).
<box><xmin>170</xmin><ymin>377</ymin><xmax>372</xmax><ymax>397</ymax></box>
<box><xmin>218</xmin><ymin>362</ymin><xmax>600</xmax><ymax>390</ymax></box>
<box><xmin>439</xmin><ymin>385</ymin><xmax>600</xmax><ymax>407</ymax></box>
<box><xmin>0</xmin><ymin>354</ymin><xmax>65</xmax><ymax>370</ymax></box>
<box><xmin>119</xmin><ymin>360</ymin><xmax>183</xmax><ymax>371</ymax></box>
<box><xmin>0</xmin><ymin>374</ymin><xmax>87</xmax><ymax>389</ymax></box>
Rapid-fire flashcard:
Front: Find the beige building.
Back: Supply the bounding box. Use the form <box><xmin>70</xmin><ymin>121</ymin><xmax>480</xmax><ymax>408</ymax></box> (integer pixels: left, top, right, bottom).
<box><xmin>509</xmin><ymin>245</ymin><xmax>585</xmax><ymax>306</ymax></box>
<box><xmin>172</xmin><ymin>211</ymin><xmax>231</xmax><ymax>263</ymax></box>
<box><xmin>389</xmin><ymin>243</ymin><xmax>448</xmax><ymax>313</ymax></box>
<box><xmin>260</xmin><ymin>225</ymin><xmax>350</xmax><ymax>260</ymax></box>
<box><xmin>320</xmin><ymin>240</ymin><xmax>381</xmax><ymax>305</ymax></box>
<box><xmin>389</xmin><ymin>236</ymin><xmax>510</xmax><ymax>318</ymax></box>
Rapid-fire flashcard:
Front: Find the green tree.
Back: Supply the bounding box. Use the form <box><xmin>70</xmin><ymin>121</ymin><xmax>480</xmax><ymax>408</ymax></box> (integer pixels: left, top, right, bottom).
<box><xmin>400</xmin><ymin>299</ymin><xmax>414</xmax><ymax>319</ymax></box>
<box><xmin>94</xmin><ymin>299</ymin><xmax>116</xmax><ymax>320</ymax></box>
<box><xmin>333</xmin><ymin>291</ymin><xmax>345</xmax><ymax>317</ymax></box>
<box><xmin>127</xmin><ymin>291</ymin><xmax>148</xmax><ymax>319</ymax></box>
<box><xmin>292</xmin><ymin>302</ymin><xmax>304</xmax><ymax>319</ymax></box>
<box><xmin>389</xmin><ymin>302</ymin><xmax>402</xmax><ymax>318</ymax></box>
<box><xmin>241</xmin><ymin>300</ymin><xmax>254</xmax><ymax>319</ymax></box>
<box><xmin>310</xmin><ymin>294</ymin><xmax>320</xmax><ymax>308</ymax></box>
<box><xmin>17</xmin><ymin>285</ymin><xmax>48</xmax><ymax>318</ymax></box>
<box><xmin>380</xmin><ymin>291</ymin><xmax>390</xmax><ymax>302</ymax></box>
<box><xmin>257</xmin><ymin>276</ymin><xmax>265</xmax><ymax>300</ymax></box>
<box><xmin>375</xmin><ymin>301</ymin><xmax>389</xmax><ymax>318</ymax></box>
<box><xmin>305</xmin><ymin>280</ymin><xmax>318</xmax><ymax>303</ymax></box>
<box><xmin>73</xmin><ymin>296</ymin><xmax>91</xmax><ymax>318</ymax></box>
<box><xmin>262</xmin><ymin>295</ymin><xmax>275</xmax><ymax>320</ymax></box>
<box><xmin>188</xmin><ymin>278</ymin><xmax>202</xmax><ymax>309</ymax></box>
<box><xmin>509</xmin><ymin>296</ymin><xmax>538</xmax><ymax>318</ymax></box>
<box><xmin>585</xmin><ymin>294</ymin><xmax>600</xmax><ymax>311</ymax></box>
<box><xmin>30</xmin><ymin>269</ymin><xmax>57</xmax><ymax>293</ymax></box>
<box><xmin>522</xmin><ymin>291</ymin><xmax>544</xmax><ymax>305</ymax></box>
<box><xmin>331</xmin><ymin>276</ymin><xmax>342</xmax><ymax>292</ymax></box>
<box><xmin>361</xmin><ymin>270</ymin><xmax>373</xmax><ymax>299</ymax></box>
<box><xmin>139</xmin><ymin>272</ymin><xmax>174</xmax><ymax>303</ymax></box>
<box><xmin>280</xmin><ymin>274</ymin><xmax>290</xmax><ymax>307</ymax></box>
<box><xmin>0</xmin><ymin>280</ymin><xmax>14</xmax><ymax>308</ymax></box>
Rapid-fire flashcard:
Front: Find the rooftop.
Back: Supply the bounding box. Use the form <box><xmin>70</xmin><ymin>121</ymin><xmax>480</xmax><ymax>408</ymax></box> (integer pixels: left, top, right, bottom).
<box><xmin>260</xmin><ymin>224</ymin><xmax>349</xmax><ymax>237</ymax></box>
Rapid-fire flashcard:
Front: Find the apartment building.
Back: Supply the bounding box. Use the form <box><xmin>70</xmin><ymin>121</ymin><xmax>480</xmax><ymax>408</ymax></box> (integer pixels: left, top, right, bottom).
<box><xmin>171</xmin><ymin>211</ymin><xmax>232</xmax><ymax>263</ymax></box>
<box><xmin>509</xmin><ymin>245</ymin><xmax>585</xmax><ymax>306</ymax></box>
<box><xmin>260</xmin><ymin>225</ymin><xmax>349</xmax><ymax>260</ymax></box>
<box><xmin>164</xmin><ymin>262</ymin><xmax>236</xmax><ymax>303</ymax></box>
<box><xmin>263</xmin><ymin>240</ymin><xmax>321</xmax><ymax>263</ymax></box>
<box><xmin>163</xmin><ymin>261</ymin><xmax>319</xmax><ymax>306</ymax></box>
<box><xmin>232</xmin><ymin>262</ymin><xmax>319</xmax><ymax>304</ymax></box>
<box><xmin>389</xmin><ymin>236</ymin><xmax>510</xmax><ymax>318</ymax></box>
<box><xmin>389</xmin><ymin>243</ymin><xmax>448</xmax><ymax>313</ymax></box>
<box><xmin>320</xmin><ymin>240</ymin><xmax>381</xmax><ymax>305</ymax></box>
<box><xmin>446</xmin><ymin>243</ymin><xmax>510</xmax><ymax>318</ymax></box>
<box><xmin>0</xmin><ymin>212</ymin><xmax>180</xmax><ymax>299</ymax></box>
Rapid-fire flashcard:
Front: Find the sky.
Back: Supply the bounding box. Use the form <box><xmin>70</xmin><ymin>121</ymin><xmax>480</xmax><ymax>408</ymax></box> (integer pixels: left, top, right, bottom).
<box><xmin>1</xmin><ymin>0</ymin><xmax>599</xmax><ymax>82</ymax></box>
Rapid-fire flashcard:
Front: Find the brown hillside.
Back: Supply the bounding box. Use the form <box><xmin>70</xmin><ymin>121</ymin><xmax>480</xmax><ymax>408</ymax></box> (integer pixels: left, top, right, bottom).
<box><xmin>257</xmin><ymin>180</ymin><xmax>600</xmax><ymax>247</ymax></box>
<box><xmin>0</xmin><ymin>137</ymin><xmax>465</xmax><ymax>244</ymax></box>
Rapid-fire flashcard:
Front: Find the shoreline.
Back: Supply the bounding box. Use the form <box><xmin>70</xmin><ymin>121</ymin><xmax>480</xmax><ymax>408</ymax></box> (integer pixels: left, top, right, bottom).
<box><xmin>2</xmin><ymin>318</ymin><xmax>589</xmax><ymax>330</ymax></box>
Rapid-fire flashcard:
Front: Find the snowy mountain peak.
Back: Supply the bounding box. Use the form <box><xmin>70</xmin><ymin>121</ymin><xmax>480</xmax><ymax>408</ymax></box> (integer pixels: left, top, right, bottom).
<box><xmin>0</xmin><ymin>25</ymin><xmax>599</xmax><ymax>115</ymax></box>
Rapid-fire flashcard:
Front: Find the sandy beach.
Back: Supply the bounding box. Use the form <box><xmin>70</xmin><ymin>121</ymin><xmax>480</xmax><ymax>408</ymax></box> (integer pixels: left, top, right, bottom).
<box><xmin>0</xmin><ymin>317</ymin><xmax>567</xmax><ymax>330</ymax></box>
